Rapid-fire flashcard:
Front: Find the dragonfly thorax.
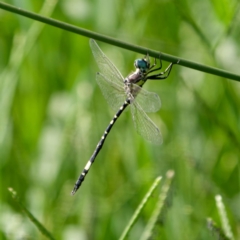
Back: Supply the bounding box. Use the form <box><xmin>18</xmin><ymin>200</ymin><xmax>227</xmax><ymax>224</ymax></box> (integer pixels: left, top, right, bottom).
<box><xmin>124</xmin><ymin>68</ymin><xmax>144</xmax><ymax>101</ymax></box>
<box><xmin>125</xmin><ymin>68</ymin><xmax>144</xmax><ymax>85</ymax></box>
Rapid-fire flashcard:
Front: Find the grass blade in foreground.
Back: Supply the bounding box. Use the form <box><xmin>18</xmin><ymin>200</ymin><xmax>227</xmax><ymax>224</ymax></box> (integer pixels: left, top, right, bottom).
<box><xmin>140</xmin><ymin>170</ymin><xmax>175</xmax><ymax>240</ymax></box>
<box><xmin>215</xmin><ymin>195</ymin><xmax>235</xmax><ymax>240</ymax></box>
<box><xmin>119</xmin><ymin>176</ymin><xmax>162</xmax><ymax>240</ymax></box>
<box><xmin>8</xmin><ymin>188</ymin><xmax>56</xmax><ymax>240</ymax></box>
<box><xmin>207</xmin><ymin>218</ymin><xmax>231</xmax><ymax>240</ymax></box>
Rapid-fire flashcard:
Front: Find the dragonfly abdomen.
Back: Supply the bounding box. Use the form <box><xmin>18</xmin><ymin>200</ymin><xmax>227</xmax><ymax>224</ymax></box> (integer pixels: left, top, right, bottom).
<box><xmin>71</xmin><ymin>100</ymin><xmax>130</xmax><ymax>195</ymax></box>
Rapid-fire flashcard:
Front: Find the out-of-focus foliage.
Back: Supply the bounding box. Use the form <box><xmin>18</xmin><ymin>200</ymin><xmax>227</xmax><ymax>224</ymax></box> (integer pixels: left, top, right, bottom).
<box><xmin>0</xmin><ymin>0</ymin><xmax>239</xmax><ymax>239</ymax></box>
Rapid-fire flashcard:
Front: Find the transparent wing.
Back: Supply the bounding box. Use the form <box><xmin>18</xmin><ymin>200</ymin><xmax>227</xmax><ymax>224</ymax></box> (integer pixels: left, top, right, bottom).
<box><xmin>130</xmin><ymin>101</ymin><xmax>162</xmax><ymax>145</ymax></box>
<box><xmin>131</xmin><ymin>84</ymin><xmax>161</xmax><ymax>113</ymax></box>
<box><xmin>96</xmin><ymin>72</ymin><xmax>127</xmax><ymax>111</ymax></box>
<box><xmin>90</xmin><ymin>39</ymin><xmax>124</xmax><ymax>85</ymax></box>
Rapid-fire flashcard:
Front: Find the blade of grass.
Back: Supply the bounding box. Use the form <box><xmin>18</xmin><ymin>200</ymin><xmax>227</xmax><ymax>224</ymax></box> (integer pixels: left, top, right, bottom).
<box><xmin>119</xmin><ymin>176</ymin><xmax>162</xmax><ymax>240</ymax></box>
<box><xmin>215</xmin><ymin>195</ymin><xmax>235</xmax><ymax>240</ymax></box>
<box><xmin>140</xmin><ymin>170</ymin><xmax>175</xmax><ymax>240</ymax></box>
<box><xmin>8</xmin><ymin>188</ymin><xmax>56</xmax><ymax>240</ymax></box>
<box><xmin>0</xmin><ymin>0</ymin><xmax>58</xmax><ymax>154</ymax></box>
<box><xmin>0</xmin><ymin>2</ymin><xmax>239</xmax><ymax>81</ymax></box>
<box><xmin>207</xmin><ymin>218</ymin><xmax>231</xmax><ymax>240</ymax></box>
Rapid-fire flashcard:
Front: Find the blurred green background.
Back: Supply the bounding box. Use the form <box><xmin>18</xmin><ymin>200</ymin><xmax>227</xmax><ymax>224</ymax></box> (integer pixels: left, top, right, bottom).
<box><xmin>0</xmin><ymin>0</ymin><xmax>240</xmax><ymax>239</ymax></box>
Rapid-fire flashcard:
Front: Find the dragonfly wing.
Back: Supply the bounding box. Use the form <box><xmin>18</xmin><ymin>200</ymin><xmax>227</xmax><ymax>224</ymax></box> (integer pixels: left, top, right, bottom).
<box><xmin>131</xmin><ymin>84</ymin><xmax>161</xmax><ymax>113</ymax></box>
<box><xmin>90</xmin><ymin>39</ymin><xmax>124</xmax><ymax>85</ymax></box>
<box><xmin>96</xmin><ymin>72</ymin><xmax>127</xmax><ymax>111</ymax></box>
<box><xmin>130</xmin><ymin>101</ymin><xmax>162</xmax><ymax>145</ymax></box>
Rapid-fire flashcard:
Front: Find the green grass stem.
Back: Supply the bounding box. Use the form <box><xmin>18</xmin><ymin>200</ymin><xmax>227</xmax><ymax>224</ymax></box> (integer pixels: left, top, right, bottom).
<box><xmin>207</xmin><ymin>218</ymin><xmax>230</xmax><ymax>240</ymax></box>
<box><xmin>215</xmin><ymin>195</ymin><xmax>234</xmax><ymax>240</ymax></box>
<box><xmin>119</xmin><ymin>176</ymin><xmax>162</xmax><ymax>240</ymax></box>
<box><xmin>0</xmin><ymin>1</ymin><xmax>239</xmax><ymax>81</ymax></box>
<box><xmin>140</xmin><ymin>170</ymin><xmax>175</xmax><ymax>240</ymax></box>
<box><xmin>8</xmin><ymin>188</ymin><xmax>56</xmax><ymax>240</ymax></box>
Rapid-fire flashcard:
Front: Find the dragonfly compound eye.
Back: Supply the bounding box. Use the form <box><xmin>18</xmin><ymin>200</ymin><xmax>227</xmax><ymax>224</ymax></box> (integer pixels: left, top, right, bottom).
<box><xmin>134</xmin><ymin>59</ymin><xmax>149</xmax><ymax>72</ymax></box>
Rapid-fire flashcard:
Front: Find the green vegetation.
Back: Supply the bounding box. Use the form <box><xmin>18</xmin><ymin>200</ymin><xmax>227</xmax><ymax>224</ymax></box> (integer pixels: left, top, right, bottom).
<box><xmin>0</xmin><ymin>0</ymin><xmax>239</xmax><ymax>239</ymax></box>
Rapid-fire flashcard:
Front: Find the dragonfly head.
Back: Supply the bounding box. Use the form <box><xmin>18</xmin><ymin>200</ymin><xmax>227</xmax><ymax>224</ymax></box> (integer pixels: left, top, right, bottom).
<box><xmin>134</xmin><ymin>58</ymin><xmax>150</xmax><ymax>73</ymax></box>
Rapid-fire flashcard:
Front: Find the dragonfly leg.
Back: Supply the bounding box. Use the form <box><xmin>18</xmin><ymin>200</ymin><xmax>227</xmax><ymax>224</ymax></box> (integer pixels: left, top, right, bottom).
<box><xmin>147</xmin><ymin>53</ymin><xmax>163</xmax><ymax>73</ymax></box>
<box><xmin>146</xmin><ymin>59</ymin><xmax>179</xmax><ymax>80</ymax></box>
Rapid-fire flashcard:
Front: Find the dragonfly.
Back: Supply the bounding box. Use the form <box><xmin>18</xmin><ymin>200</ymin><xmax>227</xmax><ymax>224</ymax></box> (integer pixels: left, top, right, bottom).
<box><xmin>71</xmin><ymin>39</ymin><xmax>178</xmax><ymax>195</ymax></box>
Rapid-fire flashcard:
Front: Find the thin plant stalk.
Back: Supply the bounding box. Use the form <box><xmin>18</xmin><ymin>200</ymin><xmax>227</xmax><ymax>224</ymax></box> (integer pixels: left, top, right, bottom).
<box><xmin>0</xmin><ymin>2</ymin><xmax>239</xmax><ymax>81</ymax></box>
<box><xmin>140</xmin><ymin>170</ymin><xmax>175</xmax><ymax>240</ymax></box>
<box><xmin>8</xmin><ymin>188</ymin><xmax>56</xmax><ymax>240</ymax></box>
<box><xmin>215</xmin><ymin>195</ymin><xmax>234</xmax><ymax>240</ymax></box>
<box><xmin>119</xmin><ymin>176</ymin><xmax>162</xmax><ymax>240</ymax></box>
